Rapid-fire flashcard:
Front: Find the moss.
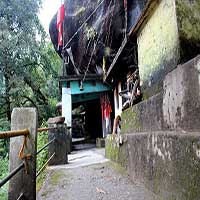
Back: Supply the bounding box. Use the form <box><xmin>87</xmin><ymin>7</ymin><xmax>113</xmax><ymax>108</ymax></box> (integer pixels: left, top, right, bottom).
<box><xmin>143</xmin><ymin>135</ymin><xmax>200</xmax><ymax>200</ymax></box>
<box><xmin>106</xmin><ymin>161</ymin><xmax>128</xmax><ymax>176</ymax></box>
<box><xmin>36</xmin><ymin>170</ymin><xmax>47</xmax><ymax>193</ymax></box>
<box><xmin>41</xmin><ymin>191</ymin><xmax>49</xmax><ymax>197</ymax></box>
<box><xmin>138</xmin><ymin>0</ymin><xmax>180</xmax><ymax>97</ymax></box>
<box><xmin>50</xmin><ymin>170</ymin><xmax>65</xmax><ymax>186</ymax></box>
<box><xmin>105</xmin><ymin>135</ymin><xmax>128</xmax><ymax>169</ymax></box>
<box><xmin>105</xmin><ymin>135</ymin><xmax>120</xmax><ymax>162</ymax></box>
<box><xmin>176</xmin><ymin>0</ymin><xmax>200</xmax><ymax>61</ymax></box>
<box><xmin>121</xmin><ymin>107</ymin><xmax>141</xmax><ymax>133</ymax></box>
<box><xmin>176</xmin><ymin>0</ymin><xmax>200</xmax><ymax>43</ymax></box>
<box><xmin>173</xmin><ymin>138</ymin><xmax>200</xmax><ymax>200</ymax></box>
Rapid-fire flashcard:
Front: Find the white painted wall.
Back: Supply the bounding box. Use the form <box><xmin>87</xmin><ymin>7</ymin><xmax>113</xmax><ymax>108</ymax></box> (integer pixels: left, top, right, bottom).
<box><xmin>114</xmin><ymin>82</ymin><xmax>123</xmax><ymax>118</ymax></box>
<box><xmin>62</xmin><ymin>87</ymin><xmax>72</xmax><ymax>127</ymax></box>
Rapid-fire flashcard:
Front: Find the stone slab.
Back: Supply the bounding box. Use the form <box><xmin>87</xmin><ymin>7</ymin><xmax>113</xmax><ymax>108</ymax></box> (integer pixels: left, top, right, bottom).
<box><xmin>47</xmin><ymin>116</ymin><xmax>65</xmax><ymax>124</ymax></box>
<box><xmin>121</xmin><ymin>55</ymin><xmax>200</xmax><ymax>133</ymax></box>
<box><xmin>106</xmin><ymin>132</ymin><xmax>200</xmax><ymax>200</ymax></box>
<box><xmin>48</xmin><ymin>124</ymin><xmax>68</xmax><ymax>165</ymax></box>
<box><xmin>8</xmin><ymin>108</ymin><xmax>37</xmax><ymax>200</ymax></box>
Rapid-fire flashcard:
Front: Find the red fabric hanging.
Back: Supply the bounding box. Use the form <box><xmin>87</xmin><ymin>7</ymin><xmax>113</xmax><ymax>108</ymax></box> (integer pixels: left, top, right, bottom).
<box><xmin>101</xmin><ymin>97</ymin><xmax>105</xmax><ymax>120</ymax></box>
<box><xmin>124</xmin><ymin>0</ymin><xmax>127</xmax><ymax>10</ymax></box>
<box><xmin>57</xmin><ymin>4</ymin><xmax>65</xmax><ymax>46</ymax></box>
<box><xmin>101</xmin><ymin>94</ymin><xmax>112</xmax><ymax>120</ymax></box>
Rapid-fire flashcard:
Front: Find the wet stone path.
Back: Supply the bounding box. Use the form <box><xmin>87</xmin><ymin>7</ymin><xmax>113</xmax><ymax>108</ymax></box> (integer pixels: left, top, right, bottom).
<box><xmin>37</xmin><ymin>148</ymin><xmax>158</xmax><ymax>200</ymax></box>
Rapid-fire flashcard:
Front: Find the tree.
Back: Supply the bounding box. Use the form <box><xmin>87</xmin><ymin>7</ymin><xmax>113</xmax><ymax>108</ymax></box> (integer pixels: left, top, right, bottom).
<box><xmin>0</xmin><ymin>0</ymin><xmax>61</xmax><ymax>124</ymax></box>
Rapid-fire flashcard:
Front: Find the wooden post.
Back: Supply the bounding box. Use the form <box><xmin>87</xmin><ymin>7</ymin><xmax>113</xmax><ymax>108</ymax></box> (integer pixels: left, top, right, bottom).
<box><xmin>8</xmin><ymin>108</ymin><xmax>38</xmax><ymax>200</ymax></box>
<box><xmin>48</xmin><ymin>123</ymin><xmax>68</xmax><ymax>165</ymax></box>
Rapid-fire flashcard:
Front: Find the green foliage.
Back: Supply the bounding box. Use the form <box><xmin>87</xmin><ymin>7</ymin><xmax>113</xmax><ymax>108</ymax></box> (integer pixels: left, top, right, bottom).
<box><xmin>0</xmin><ymin>1</ymin><xmax>62</xmax><ymax>198</ymax></box>
<box><xmin>0</xmin><ymin>155</ymin><xmax>8</xmax><ymax>200</ymax></box>
<box><xmin>0</xmin><ymin>119</ymin><xmax>9</xmax><ymax>199</ymax></box>
<box><xmin>36</xmin><ymin>121</ymin><xmax>49</xmax><ymax>192</ymax></box>
<box><xmin>0</xmin><ymin>0</ymin><xmax>62</xmax><ymax>124</ymax></box>
<box><xmin>37</xmin><ymin>130</ymin><xmax>48</xmax><ymax>172</ymax></box>
<box><xmin>0</xmin><ymin>118</ymin><xmax>10</xmax><ymax>159</ymax></box>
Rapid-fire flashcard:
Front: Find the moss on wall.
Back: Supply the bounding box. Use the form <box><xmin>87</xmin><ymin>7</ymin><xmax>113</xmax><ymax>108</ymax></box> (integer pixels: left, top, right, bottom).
<box><xmin>105</xmin><ymin>135</ymin><xmax>128</xmax><ymax>168</ymax></box>
<box><xmin>175</xmin><ymin>0</ymin><xmax>200</xmax><ymax>62</ymax></box>
<box><xmin>121</xmin><ymin>107</ymin><xmax>141</xmax><ymax>134</ymax></box>
<box><xmin>125</xmin><ymin>132</ymin><xmax>200</xmax><ymax>200</ymax></box>
<box><xmin>137</xmin><ymin>0</ymin><xmax>180</xmax><ymax>98</ymax></box>
<box><xmin>137</xmin><ymin>0</ymin><xmax>200</xmax><ymax>98</ymax></box>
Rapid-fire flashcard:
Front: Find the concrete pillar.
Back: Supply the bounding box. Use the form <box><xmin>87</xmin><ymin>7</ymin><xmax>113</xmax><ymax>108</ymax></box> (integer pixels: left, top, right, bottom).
<box><xmin>114</xmin><ymin>82</ymin><xmax>122</xmax><ymax>118</ymax></box>
<box><xmin>48</xmin><ymin>123</ymin><xmax>68</xmax><ymax>165</ymax></box>
<box><xmin>62</xmin><ymin>86</ymin><xmax>72</xmax><ymax>128</ymax></box>
<box><xmin>66</xmin><ymin>129</ymin><xmax>72</xmax><ymax>154</ymax></box>
<box><xmin>8</xmin><ymin>108</ymin><xmax>38</xmax><ymax>200</ymax></box>
<box><xmin>62</xmin><ymin>85</ymin><xmax>72</xmax><ymax>153</ymax></box>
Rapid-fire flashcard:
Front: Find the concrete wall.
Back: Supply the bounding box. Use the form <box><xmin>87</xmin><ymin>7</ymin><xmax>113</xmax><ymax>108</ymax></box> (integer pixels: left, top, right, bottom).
<box><xmin>125</xmin><ymin>132</ymin><xmax>200</xmax><ymax>200</ymax></box>
<box><xmin>138</xmin><ymin>0</ymin><xmax>179</xmax><ymax>98</ymax></box>
<box><xmin>120</xmin><ymin>56</ymin><xmax>200</xmax><ymax>133</ymax></box>
<box><xmin>106</xmin><ymin>56</ymin><xmax>200</xmax><ymax>199</ymax></box>
<box><xmin>137</xmin><ymin>0</ymin><xmax>200</xmax><ymax>98</ymax></box>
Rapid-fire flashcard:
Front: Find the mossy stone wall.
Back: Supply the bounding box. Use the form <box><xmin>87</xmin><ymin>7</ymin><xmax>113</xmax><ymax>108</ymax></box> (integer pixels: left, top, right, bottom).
<box><xmin>176</xmin><ymin>0</ymin><xmax>200</xmax><ymax>62</ymax></box>
<box><xmin>138</xmin><ymin>0</ymin><xmax>179</xmax><ymax>98</ymax></box>
<box><xmin>137</xmin><ymin>0</ymin><xmax>200</xmax><ymax>99</ymax></box>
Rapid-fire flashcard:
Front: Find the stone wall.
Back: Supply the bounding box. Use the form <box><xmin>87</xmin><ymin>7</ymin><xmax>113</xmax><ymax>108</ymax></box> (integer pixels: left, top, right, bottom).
<box><xmin>121</xmin><ymin>56</ymin><xmax>200</xmax><ymax>133</ymax></box>
<box><xmin>106</xmin><ymin>56</ymin><xmax>200</xmax><ymax>199</ymax></box>
<box><xmin>125</xmin><ymin>132</ymin><xmax>200</xmax><ymax>200</ymax></box>
<box><xmin>176</xmin><ymin>0</ymin><xmax>200</xmax><ymax>62</ymax></box>
<box><xmin>105</xmin><ymin>135</ymin><xmax>128</xmax><ymax>169</ymax></box>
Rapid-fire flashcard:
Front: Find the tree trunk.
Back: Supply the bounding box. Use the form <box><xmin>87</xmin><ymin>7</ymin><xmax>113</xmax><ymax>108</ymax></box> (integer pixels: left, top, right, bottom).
<box><xmin>4</xmin><ymin>73</ymin><xmax>11</xmax><ymax>121</ymax></box>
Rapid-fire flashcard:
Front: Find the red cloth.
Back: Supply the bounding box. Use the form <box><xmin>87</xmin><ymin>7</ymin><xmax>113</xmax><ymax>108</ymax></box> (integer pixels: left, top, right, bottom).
<box><xmin>101</xmin><ymin>102</ymin><xmax>104</xmax><ymax>120</ymax></box>
<box><xmin>124</xmin><ymin>0</ymin><xmax>127</xmax><ymax>10</ymax></box>
<box><xmin>57</xmin><ymin>4</ymin><xmax>65</xmax><ymax>46</ymax></box>
<box><xmin>101</xmin><ymin>95</ymin><xmax>112</xmax><ymax>120</ymax></box>
<box><xmin>105</xmin><ymin>102</ymin><xmax>112</xmax><ymax>118</ymax></box>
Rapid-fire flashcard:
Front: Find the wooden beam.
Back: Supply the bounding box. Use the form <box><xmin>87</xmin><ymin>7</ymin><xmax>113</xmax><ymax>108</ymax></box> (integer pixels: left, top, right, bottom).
<box><xmin>103</xmin><ymin>37</ymin><xmax>128</xmax><ymax>82</ymax></box>
<box><xmin>128</xmin><ymin>0</ymin><xmax>160</xmax><ymax>36</ymax></box>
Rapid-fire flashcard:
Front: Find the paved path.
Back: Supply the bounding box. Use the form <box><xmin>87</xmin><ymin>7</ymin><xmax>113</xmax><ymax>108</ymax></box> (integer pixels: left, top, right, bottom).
<box><xmin>37</xmin><ymin>148</ymin><xmax>158</xmax><ymax>200</ymax></box>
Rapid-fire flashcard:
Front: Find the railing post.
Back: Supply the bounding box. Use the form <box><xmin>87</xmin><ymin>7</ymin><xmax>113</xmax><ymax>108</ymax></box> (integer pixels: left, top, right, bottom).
<box><xmin>8</xmin><ymin>108</ymin><xmax>38</xmax><ymax>200</ymax></box>
<box><xmin>48</xmin><ymin>121</ymin><xmax>68</xmax><ymax>165</ymax></box>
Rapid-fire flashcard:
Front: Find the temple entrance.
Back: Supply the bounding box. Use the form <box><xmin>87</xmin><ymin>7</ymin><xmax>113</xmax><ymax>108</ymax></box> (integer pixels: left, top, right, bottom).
<box><xmin>72</xmin><ymin>99</ymin><xmax>102</xmax><ymax>151</ymax></box>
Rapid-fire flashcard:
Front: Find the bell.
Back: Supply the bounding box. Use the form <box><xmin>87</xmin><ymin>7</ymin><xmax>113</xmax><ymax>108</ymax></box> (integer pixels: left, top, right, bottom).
<box><xmin>80</xmin><ymin>81</ymin><xmax>84</xmax><ymax>91</ymax></box>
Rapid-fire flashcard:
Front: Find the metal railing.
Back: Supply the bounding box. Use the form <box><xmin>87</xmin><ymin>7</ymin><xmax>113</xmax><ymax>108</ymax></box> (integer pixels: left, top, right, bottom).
<box><xmin>0</xmin><ymin>162</ymin><xmax>25</xmax><ymax>188</ymax></box>
<box><xmin>0</xmin><ymin>108</ymin><xmax>69</xmax><ymax>199</ymax></box>
<box><xmin>0</xmin><ymin>129</ymin><xmax>30</xmax><ymax>189</ymax></box>
<box><xmin>36</xmin><ymin>138</ymin><xmax>55</xmax><ymax>155</ymax></box>
<box><xmin>0</xmin><ymin>127</ymin><xmax>57</xmax><ymax>200</ymax></box>
<box><xmin>36</xmin><ymin>131</ymin><xmax>56</xmax><ymax>178</ymax></box>
<box><xmin>36</xmin><ymin>152</ymin><xmax>55</xmax><ymax>178</ymax></box>
<box><xmin>0</xmin><ymin>127</ymin><xmax>55</xmax><ymax>188</ymax></box>
<box><xmin>0</xmin><ymin>129</ymin><xmax>29</xmax><ymax>139</ymax></box>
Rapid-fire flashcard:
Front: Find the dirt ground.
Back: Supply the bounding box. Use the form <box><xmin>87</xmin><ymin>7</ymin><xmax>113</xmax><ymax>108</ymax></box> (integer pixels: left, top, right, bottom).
<box><xmin>37</xmin><ymin>148</ymin><xmax>158</xmax><ymax>200</ymax></box>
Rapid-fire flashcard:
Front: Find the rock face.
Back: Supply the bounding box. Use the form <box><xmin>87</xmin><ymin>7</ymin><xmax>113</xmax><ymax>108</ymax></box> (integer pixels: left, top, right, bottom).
<box><xmin>49</xmin><ymin>0</ymin><xmax>125</xmax><ymax>75</ymax></box>
<box><xmin>49</xmin><ymin>0</ymin><xmax>150</xmax><ymax>77</ymax></box>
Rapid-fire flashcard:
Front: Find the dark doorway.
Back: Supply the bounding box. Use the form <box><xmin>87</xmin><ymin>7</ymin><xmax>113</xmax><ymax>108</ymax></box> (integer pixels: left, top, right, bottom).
<box><xmin>84</xmin><ymin>99</ymin><xmax>102</xmax><ymax>140</ymax></box>
<box><xmin>72</xmin><ymin>98</ymin><xmax>102</xmax><ymax>151</ymax></box>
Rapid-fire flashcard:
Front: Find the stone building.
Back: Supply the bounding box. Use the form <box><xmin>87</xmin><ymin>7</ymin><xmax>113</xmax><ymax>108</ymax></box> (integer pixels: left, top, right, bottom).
<box><xmin>105</xmin><ymin>0</ymin><xmax>200</xmax><ymax>199</ymax></box>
